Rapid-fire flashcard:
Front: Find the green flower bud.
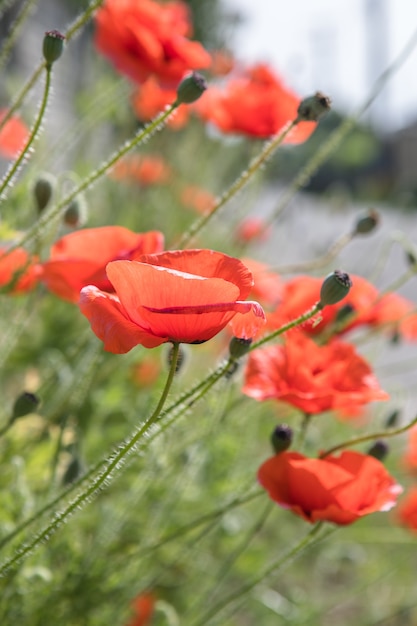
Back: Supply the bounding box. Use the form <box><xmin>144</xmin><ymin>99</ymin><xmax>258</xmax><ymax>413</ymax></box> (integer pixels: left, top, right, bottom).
<box><xmin>175</xmin><ymin>72</ymin><xmax>207</xmax><ymax>105</ymax></box>
<box><xmin>12</xmin><ymin>391</ymin><xmax>40</xmax><ymax>421</ymax></box>
<box><xmin>385</xmin><ymin>409</ymin><xmax>400</xmax><ymax>428</ymax></box>
<box><xmin>335</xmin><ymin>303</ymin><xmax>355</xmax><ymax>325</ymax></box>
<box><xmin>297</xmin><ymin>92</ymin><xmax>331</xmax><ymax>122</ymax></box>
<box><xmin>353</xmin><ymin>209</ymin><xmax>380</xmax><ymax>235</ymax></box>
<box><xmin>63</xmin><ymin>196</ymin><xmax>87</xmax><ymax>228</ymax></box>
<box><xmin>367</xmin><ymin>439</ymin><xmax>389</xmax><ymax>461</ymax></box>
<box><xmin>43</xmin><ymin>30</ymin><xmax>65</xmax><ymax>67</ymax></box>
<box><xmin>33</xmin><ymin>173</ymin><xmax>55</xmax><ymax>213</ymax></box>
<box><xmin>229</xmin><ymin>336</ymin><xmax>252</xmax><ymax>359</ymax></box>
<box><xmin>271</xmin><ymin>424</ymin><xmax>293</xmax><ymax>454</ymax></box>
<box><xmin>319</xmin><ymin>270</ymin><xmax>352</xmax><ymax>307</ymax></box>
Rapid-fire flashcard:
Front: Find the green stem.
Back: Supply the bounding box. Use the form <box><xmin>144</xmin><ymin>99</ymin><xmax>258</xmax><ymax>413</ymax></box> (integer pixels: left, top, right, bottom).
<box><xmin>250</xmin><ymin>302</ymin><xmax>323</xmax><ymax>351</ymax></box>
<box><xmin>189</xmin><ymin>521</ymin><xmax>326</xmax><ymax>626</ymax></box>
<box><xmin>0</xmin><ymin>342</ymin><xmax>181</xmax><ymax>577</ymax></box>
<box><xmin>320</xmin><ymin>414</ymin><xmax>417</xmax><ymax>458</ymax></box>
<box><xmin>0</xmin><ymin>65</ymin><xmax>52</xmax><ymax>200</ymax></box>
<box><xmin>271</xmin><ymin>231</ymin><xmax>354</xmax><ymax>274</ymax></box>
<box><xmin>0</xmin><ymin>0</ymin><xmax>104</xmax><ymax>135</ymax></box>
<box><xmin>174</xmin><ymin>120</ymin><xmax>297</xmax><ymax>249</ymax></box>
<box><xmin>0</xmin><ymin>0</ymin><xmax>36</xmax><ymax>71</ymax></box>
<box><xmin>3</xmin><ymin>102</ymin><xmax>178</xmax><ymax>256</ymax></box>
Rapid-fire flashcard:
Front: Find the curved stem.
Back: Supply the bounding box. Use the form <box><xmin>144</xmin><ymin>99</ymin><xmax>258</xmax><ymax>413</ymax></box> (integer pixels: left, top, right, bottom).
<box><xmin>271</xmin><ymin>231</ymin><xmax>354</xmax><ymax>274</ymax></box>
<box><xmin>320</xmin><ymin>414</ymin><xmax>417</xmax><ymax>458</ymax></box>
<box><xmin>0</xmin><ymin>65</ymin><xmax>52</xmax><ymax>200</ymax></box>
<box><xmin>0</xmin><ymin>342</ymin><xmax>181</xmax><ymax>576</ymax></box>
<box><xmin>0</xmin><ymin>0</ymin><xmax>36</xmax><ymax>71</ymax></box>
<box><xmin>174</xmin><ymin>120</ymin><xmax>297</xmax><ymax>249</ymax></box>
<box><xmin>189</xmin><ymin>521</ymin><xmax>327</xmax><ymax>626</ymax></box>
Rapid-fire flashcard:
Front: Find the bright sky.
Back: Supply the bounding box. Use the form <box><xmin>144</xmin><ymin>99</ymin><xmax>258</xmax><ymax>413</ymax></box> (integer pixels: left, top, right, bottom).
<box><xmin>225</xmin><ymin>0</ymin><xmax>417</xmax><ymax>131</ymax></box>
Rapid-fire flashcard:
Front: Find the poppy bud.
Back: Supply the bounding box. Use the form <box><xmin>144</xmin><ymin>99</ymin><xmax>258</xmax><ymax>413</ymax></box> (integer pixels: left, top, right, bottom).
<box><xmin>319</xmin><ymin>270</ymin><xmax>352</xmax><ymax>307</ymax></box>
<box><xmin>335</xmin><ymin>303</ymin><xmax>355</xmax><ymax>325</ymax></box>
<box><xmin>12</xmin><ymin>391</ymin><xmax>40</xmax><ymax>421</ymax></box>
<box><xmin>33</xmin><ymin>173</ymin><xmax>55</xmax><ymax>213</ymax></box>
<box><xmin>406</xmin><ymin>249</ymin><xmax>417</xmax><ymax>267</ymax></box>
<box><xmin>385</xmin><ymin>409</ymin><xmax>400</xmax><ymax>428</ymax></box>
<box><xmin>62</xmin><ymin>455</ymin><xmax>84</xmax><ymax>485</ymax></box>
<box><xmin>297</xmin><ymin>92</ymin><xmax>331</xmax><ymax>122</ymax></box>
<box><xmin>271</xmin><ymin>424</ymin><xmax>293</xmax><ymax>454</ymax></box>
<box><xmin>43</xmin><ymin>30</ymin><xmax>65</xmax><ymax>67</ymax></box>
<box><xmin>63</xmin><ymin>196</ymin><xmax>87</xmax><ymax>228</ymax></box>
<box><xmin>353</xmin><ymin>209</ymin><xmax>380</xmax><ymax>235</ymax></box>
<box><xmin>367</xmin><ymin>439</ymin><xmax>389</xmax><ymax>461</ymax></box>
<box><xmin>176</xmin><ymin>72</ymin><xmax>207</xmax><ymax>104</ymax></box>
<box><xmin>229</xmin><ymin>336</ymin><xmax>252</xmax><ymax>359</ymax></box>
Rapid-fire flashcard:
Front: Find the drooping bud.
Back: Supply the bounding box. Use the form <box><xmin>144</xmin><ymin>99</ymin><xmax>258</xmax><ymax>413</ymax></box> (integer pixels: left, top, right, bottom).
<box><xmin>43</xmin><ymin>30</ymin><xmax>65</xmax><ymax>67</ymax></box>
<box><xmin>175</xmin><ymin>72</ymin><xmax>207</xmax><ymax>105</ymax></box>
<box><xmin>33</xmin><ymin>173</ymin><xmax>55</xmax><ymax>214</ymax></box>
<box><xmin>63</xmin><ymin>196</ymin><xmax>87</xmax><ymax>228</ymax></box>
<box><xmin>229</xmin><ymin>336</ymin><xmax>252</xmax><ymax>359</ymax></box>
<box><xmin>271</xmin><ymin>424</ymin><xmax>293</xmax><ymax>454</ymax></box>
<box><xmin>319</xmin><ymin>270</ymin><xmax>352</xmax><ymax>308</ymax></box>
<box><xmin>62</xmin><ymin>455</ymin><xmax>84</xmax><ymax>485</ymax></box>
<box><xmin>385</xmin><ymin>409</ymin><xmax>400</xmax><ymax>428</ymax></box>
<box><xmin>12</xmin><ymin>391</ymin><xmax>40</xmax><ymax>421</ymax></box>
<box><xmin>406</xmin><ymin>249</ymin><xmax>417</xmax><ymax>267</ymax></box>
<box><xmin>353</xmin><ymin>209</ymin><xmax>380</xmax><ymax>235</ymax></box>
<box><xmin>297</xmin><ymin>92</ymin><xmax>331</xmax><ymax>122</ymax></box>
<box><xmin>367</xmin><ymin>439</ymin><xmax>389</xmax><ymax>461</ymax></box>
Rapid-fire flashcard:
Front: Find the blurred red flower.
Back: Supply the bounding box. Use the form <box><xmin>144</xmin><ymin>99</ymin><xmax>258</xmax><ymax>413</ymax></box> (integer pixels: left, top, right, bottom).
<box><xmin>258</xmin><ymin>450</ymin><xmax>402</xmax><ymax>525</ymax></box>
<box><xmin>239</xmin><ymin>258</ymin><xmax>282</xmax><ymax>308</ymax></box>
<box><xmin>0</xmin><ymin>247</ymin><xmax>41</xmax><ymax>294</ymax></box>
<box><xmin>195</xmin><ymin>63</ymin><xmax>316</xmax><ymax>141</ymax></box>
<box><xmin>42</xmin><ymin>226</ymin><xmax>164</xmax><ymax>302</ymax></box>
<box><xmin>209</xmin><ymin>49</ymin><xmax>234</xmax><ymax>77</ymax></box>
<box><xmin>0</xmin><ymin>109</ymin><xmax>29</xmax><ymax>159</ymax></box>
<box><xmin>132</xmin><ymin>77</ymin><xmax>189</xmax><ymax>129</ymax></box>
<box><xmin>396</xmin><ymin>488</ymin><xmax>417</xmax><ymax>533</ymax></box>
<box><xmin>180</xmin><ymin>185</ymin><xmax>216</xmax><ymax>214</ymax></box>
<box><xmin>243</xmin><ymin>333</ymin><xmax>389</xmax><ymax>415</ymax></box>
<box><xmin>94</xmin><ymin>0</ymin><xmax>210</xmax><ymax>87</ymax></box>
<box><xmin>126</xmin><ymin>592</ymin><xmax>155</xmax><ymax>626</ymax></box>
<box><xmin>235</xmin><ymin>217</ymin><xmax>271</xmax><ymax>244</ymax></box>
<box><xmin>403</xmin><ymin>425</ymin><xmax>417</xmax><ymax>471</ymax></box>
<box><xmin>111</xmin><ymin>154</ymin><xmax>172</xmax><ymax>186</ymax></box>
<box><xmin>80</xmin><ymin>249</ymin><xmax>265</xmax><ymax>353</ymax></box>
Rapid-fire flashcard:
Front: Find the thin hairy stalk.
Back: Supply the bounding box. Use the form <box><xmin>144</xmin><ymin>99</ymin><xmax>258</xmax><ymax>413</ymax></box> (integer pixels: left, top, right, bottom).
<box><xmin>188</xmin><ymin>522</ymin><xmax>327</xmax><ymax>626</ymax></box>
<box><xmin>0</xmin><ymin>343</ymin><xmax>180</xmax><ymax>576</ymax></box>
<box><xmin>3</xmin><ymin>103</ymin><xmax>178</xmax><ymax>256</ymax></box>
<box><xmin>320</xmin><ymin>414</ymin><xmax>417</xmax><ymax>458</ymax></box>
<box><xmin>271</xmin><ymin>231</ymin><xmax>354</xmax><ymax>274</ymax></box>
<box><xmin>0</xmin><ymin>65</ymin><xmax>52</xmax><ymax>200</ymax></box>
<box><xmin>265</xmin><ymin>24</ymin><xmax>417</xmax><ymax>226</ymax></box>
<box><xmin>0</xmin><ymin>0</ymin><xmax>36</xmax><ymax>70</ymax></box>
<box><xmin>0</xmin><ymin>0</ymin><xmax>104</xmax><ymax>135</ymax></box>
<box><xmin>174</xmin><ymin>120</ymin><xmax>297</xmax><ymax>249</ymax></box>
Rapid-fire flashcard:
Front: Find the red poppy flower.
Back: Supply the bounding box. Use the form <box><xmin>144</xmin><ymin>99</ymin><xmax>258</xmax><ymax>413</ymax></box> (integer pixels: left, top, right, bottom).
<box><xmin>79</xmin><ymin>249</ymin><xmax>266</xmax><ymax>353</ymax></box>
<box><xmin>0</xmin><ymin>109</ymin><xmax>29</xmax><ymax>159</ymax></box>
<box><xmin>243</xmin><ymin>334</ymin><xmax>389</xmax><ymax>415</ymax></box>
<box><xmin>258</xmin><ymin>450</ymin><xmax>402</xmax><ymax>525</ymax></box>
<box><xmin>132</xmin><ymin>77</ymin><xmax>189</xmax><ymax>129</ymax></box>
<box><xmin>195</xmin><ymin>63</ymin><xmax>316</xmax><ymax>141</ymax></box>
<box><xmin>396</xmin><ymin>488</ymin><xmax>417</xmax><ymax>533</ymax></box>
<box><xmin>239</xmin><ymin>258</ymin><xmax>282</xmax><ymax>308</ymax></box>
<box><xmin>403</xmin><ymin>426</ymin><xmax>417</xmax><ymax>472</ymax></box>
<box><xmin>94</xmin><ymin>0</ymin><xmax>211</xmax><ymax>87</ymax></box>
<box><xmin>42</xmin><ymin>226</ymin><xmax>164</xmax><ymax>302</ymax></box>
<box><xmin>110</xmin><ymin>154</ymin><xmax>172</xmax><ymax>186</ymax></box>
<box><xmin>235</xmin><ymin>218</ymin><xmax>271</xmax><ymax>244</ymax></box>
<box><xmin>180</xmin><ymin>185</ymin><xmax>216</xmax><ymax>214</ymax></box>
<box><xmin>126</xmin><ymin>592</ymin><xmax>155</xmax><ymax>626</ymax></box>
<box><xmin>0</xmin><ymin>247</ymin><xmax>41</xmax><ymax>294</ymax></box>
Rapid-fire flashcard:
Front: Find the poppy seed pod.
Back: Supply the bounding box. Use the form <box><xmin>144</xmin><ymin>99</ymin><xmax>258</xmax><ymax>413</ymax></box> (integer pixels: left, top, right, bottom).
<box><xmin>43</xmin><ymin>30</ymin><xmax>65</xmax><ymax>67</ymax></box>
<box><xmin>353</xmin><ymin>209</ymin><xmax>380</xmax><ymax>235</ymax></box>
<box><xmin>297</xmin><ymin>92</ymin><xmax>331</xmax><ymax>122</ymax></box>
<box><xmin>271</xmin><ymin>424</ymin><xmax>293</xmax><ymax>454</ymax></box>
<box><xmin>319</xmin><ymin>270</ymin><xmax>352</xmax><ymax>307</ymax></box>
<box><xmin>176</xmin><ymin>72</ymin><xmax>207</xmax><ymax>104</ymax></box>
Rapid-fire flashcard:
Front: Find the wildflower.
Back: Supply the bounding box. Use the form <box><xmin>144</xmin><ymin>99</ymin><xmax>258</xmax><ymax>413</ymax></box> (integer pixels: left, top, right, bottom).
<box><xmin>180</xmin><ymin>185</ymin><xmax>216</xmax><ymax>214</ymax></box>
<box><xmin>94</xmin><ymin>0</ymin><xmax>211</xmax><ymax>87</ymax></box>
<box><xmin>131</xmin><ymin>357</ymin><xmax>161</xmax><ymax>388</ymax></box>
<box><xmin>195</xmin><ymin>63</ymin><xmax>316</xmax><ymax>141</ymax></box>
<box><xmin>209</xmin><ymin>49</ymin><xmax>234</xmax><ymax>76</ymax></box>
<box><xmin>396</xmin><ymin>488</ymin><xmax>417</xmax><ymax>533</ymax></box>
<box><xmin>41</xmin><ymin>226</ymin><xmax>164</xmax><ymax>302</ymax></box>
<box><xmin>235</xmin><ymin>217</ymin><xmax>271</xmax><ymax>244</ymax></box>
<box><xmin>258</xmin><ymin>450</ymin><xmax>402</xmax><ymax>525</ymax></box>
<box><xmin>79</xmin><ymin>249</ymin><xmax>265</xmax><ymax>353</ymax></box>
<box><xmin>126</xmin><ymin>592</ymin><xmax>155</xmax><ymax>626</ymax></box>
<box><xmin>243</xmin><ymin>334</ymin><xmax>389</xmax><ymax>415</ymax></box>
<box><xmin>403</xmin><ymin>426</ymin><xmax>417</xmax><ymax>472</ymax></box>
<box><xmin>240</xmin><ymin>258</ymin><xmax>282</xmax><ymax>308</ymax></box>
<box><xmin>0</xmin><ymin>247</ymin><xmax>41</xmax><ymax>294</ymax></box>
<box><xmin>132</xmin><ymin>77</ymin><xmax>189</xmax><ymax>129</ymax></box>
<box><xmin>110</xmin><ymin>154</ymin><xmax>171</xmax><ymax>186</ymax></box>
<box><xmin>0</xmin><ymin>109</ymin><xmax>29</xmax><ymax>159</ymax></box>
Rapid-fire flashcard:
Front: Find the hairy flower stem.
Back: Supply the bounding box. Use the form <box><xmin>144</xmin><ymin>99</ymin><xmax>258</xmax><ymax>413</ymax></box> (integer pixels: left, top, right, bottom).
<box><xmin>0</xmin><ymin>0</ymin><xmax>104</xmax><ymax>135</ymax></box>
<box><xmin>320</xmin><ymin>414</ymin><xmax>417</xmax><ymax>458</ymax></box>
<box><xmin>174</xmin><ymin>120</ymin><xmax>297</xmax><ymax>249</ymax></box>
<box><xmin>189</xmin><ymin>522</ymin><xmax>327</xmax><ymax>626</ymax></box>
<box><xmin>250</xmin><ymin>302</ymin><xmax>323</xmax><ymax>351</ymax></box>
<box><xmin>0</xmin><ymin>65</ymin><xmax>52</xmax><ymax>201</ymax></box>
<box><xmin>0</xmin><ymin>0</ymin><xmax>37</xmax><ymax>71</ymax></box>
<box><xmin>0</xmin><ymin>342</ymin><xmax>181</xmax><ymax>577</ymax></box>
